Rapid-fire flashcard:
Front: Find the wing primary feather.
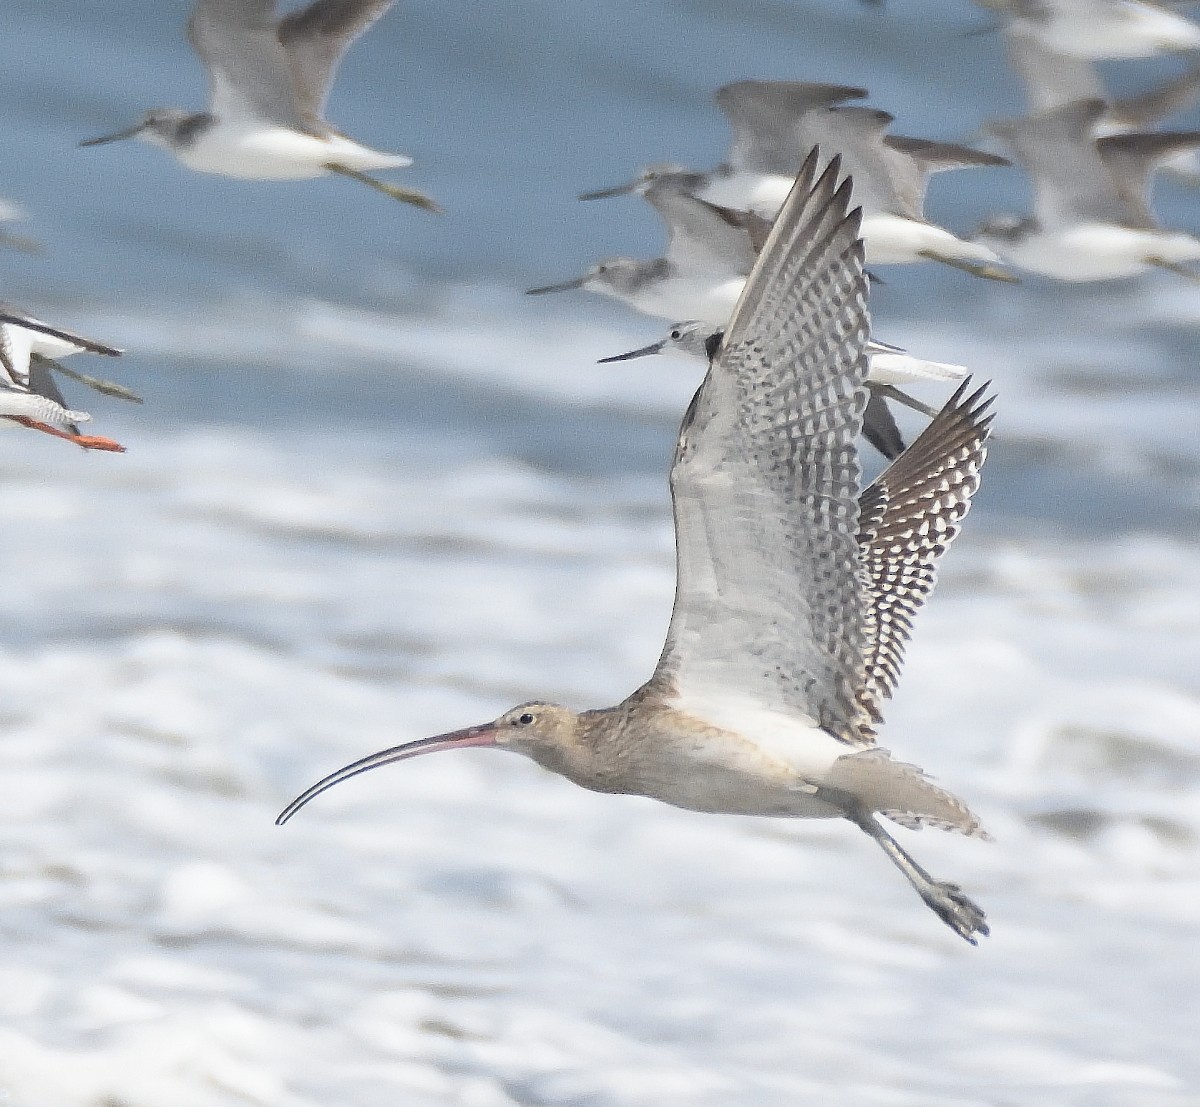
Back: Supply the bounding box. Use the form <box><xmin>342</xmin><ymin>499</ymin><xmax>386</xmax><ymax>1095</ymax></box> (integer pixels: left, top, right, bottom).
<box><xmin>856</xmin><ymin>378</ymin><xmax>995</xmax><ymax>723</ymax></box>
<box><xmin>656</xmin><ymin>148</ymin><xmax>874</xmax><ymax>747</ymax></box>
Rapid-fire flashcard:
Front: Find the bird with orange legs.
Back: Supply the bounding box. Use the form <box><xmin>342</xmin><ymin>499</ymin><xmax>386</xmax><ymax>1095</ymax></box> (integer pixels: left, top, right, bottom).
<box><xmin>1</xmin><ymin>305</ymin><xmax>139</xmax><ymax>452</ymax></box>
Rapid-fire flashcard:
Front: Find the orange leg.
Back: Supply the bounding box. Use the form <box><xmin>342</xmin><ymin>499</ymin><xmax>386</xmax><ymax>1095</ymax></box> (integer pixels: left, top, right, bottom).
<box><xmin>5</xmin><ymin>416</ymin><xmax>126</xmax><ymax>453</ymax></box>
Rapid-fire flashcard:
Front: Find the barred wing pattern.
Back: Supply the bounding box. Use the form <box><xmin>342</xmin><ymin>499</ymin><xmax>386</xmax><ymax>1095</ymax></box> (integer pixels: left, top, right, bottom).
<box><xmin>856</xmin><ymin>379</ymin><xmax>994</xmax><ymax>723</ymax></box>
<box><xmin>655</xmin><ymin>153</ymin><xmax>873</xmax><ymax>746</ymax></box>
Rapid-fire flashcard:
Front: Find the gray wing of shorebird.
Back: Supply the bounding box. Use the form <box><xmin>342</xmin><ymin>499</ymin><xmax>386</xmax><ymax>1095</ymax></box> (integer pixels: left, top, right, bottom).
<box><xmin>881</xmin><ymin>136</ymin><xmax>1008</xmax><ymax>217</ymax></box>
<box><xmin>188</xmin><ymin>0</ymin><xmax>310</xmax><ymax>131</ymax></box>
<box><xmin>855</xmin><ymin>379</ymin><xmax>995</xmax><ymax>726</ymax></box>
<box><xmin>799</xmin><ymin>107</ymin><xmax>925</xmax><ymax>219</ymax></box>
<box><xmin>1002</xmin><ymin>25</ymin><xmax>1106</xmax><ymax>113</ymax></box>
<box><xmin>279</xmin><ymin>0</ymin><xmax>396</xmax><ymax>123</ymax></box>
<box><xmin>653</xmin><ymin>150</ymin><xmax>874</xmax><ymax>747</ymax></box>
<box><xmin>644</xmin><ymin>185</ymin><xmax>760</xmax><ymax>276</ymax></box>
<box><xmin>714</xmin><ymin>80</ymin><xmax>869</xmax><ymax>176</ymax></box>
<box><xmin>25</xmin><ymin>358</ymin><xmax>84</xmax><ymax>437</ymax></box>
<box><xmin>1096</xmin><ymin>128</ymin><xmax>1200</xmax><ymax>228</ymax></box>
<box><xmin>792</xmin><ymin>105</ymin><xmax>1006</xmax><ymax>221</ymax></box>
<box><xmin>988</xmin><ymin>99</ymin><xmax>1137</xmax><ymax>228</ymax></box>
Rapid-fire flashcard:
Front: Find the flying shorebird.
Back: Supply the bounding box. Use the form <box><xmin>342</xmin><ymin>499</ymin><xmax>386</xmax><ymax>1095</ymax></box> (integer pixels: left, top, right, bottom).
<box><xmin>577</xmin><ymin>83</ymin><xmax>872</xmax><ymax>218</ymax></box>
<box><xmin>998</xmin><ymin>26</ymin><xmax>1200</xmax><ymax>179</ymax></box>
<box><xmin>529</xmin><ymin>185</ymin><xmax>756</xmax><ymax>323</ymax></box>
<box><xmin>529</xmin><ymin>185</ymin><xmax>967</xmax><ymax>459</ymax></box>
<box><xmin>279</xmin><ymin>152</ymin><xmax>996</xmax><ymax>944</ymax></box>
<box><xmin>580</xmin><ymin>80</ymin><xmax>1015</xmax><ymax>281</ymax></box>
<box><xmin>597</xmin><ymin>319</ymin><xmax>968</xmax><ymax>461</ymax></box>
<box><xmin>975</xmin><ymin>0</ymin><xmax>1200</xmax><ymax>59</ymax></box>
<box><xmin>977</xmin><ymin>99</ymin><xmax>1200</xmax><ymax>280</ymax></box>
<box><xmin>0</xmin><ymin>306</ymin><xmax>140</xmax><ymax>452</ymax></box>
<box><xmin>80</xmin><ymin>0</ymin><xmax>439</xmax><ymax>211</ymax></box>
<box><xmin>1001</xmin><ymin>25</ymin><xmax>1200</xmax><ymax>126</ymax></box>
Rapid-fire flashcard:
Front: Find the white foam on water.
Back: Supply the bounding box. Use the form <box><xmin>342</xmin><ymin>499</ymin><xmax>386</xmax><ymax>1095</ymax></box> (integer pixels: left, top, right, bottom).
<box><xmin>3</xmin><ymin>386</ymin><xmax>1199</xmax><ymax>1104</ymax></box>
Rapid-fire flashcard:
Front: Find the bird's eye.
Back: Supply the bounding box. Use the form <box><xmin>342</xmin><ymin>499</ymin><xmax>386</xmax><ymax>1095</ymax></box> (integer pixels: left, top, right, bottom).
<box><xmin>518</xmin><ymin>712</ymin><xmax>535</xmax><ymax>726</ymax></box>
<box><xmin>670</xmin><ymin>329</ymin><xmax>682</xmax><ymax>340</ymax></box>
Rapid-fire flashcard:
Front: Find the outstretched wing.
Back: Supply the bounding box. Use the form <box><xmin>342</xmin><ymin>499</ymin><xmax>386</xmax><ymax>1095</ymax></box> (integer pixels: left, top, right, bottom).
<box><xmin>1097</xmin><ymin>129</ymin><xmax>1200</xmax><ymax>229</ymax></box>
<box><xmin>799</xmin><ymin>107</ymin><xmax>912</xmax><ymax>216</ymax></box>
<box><xmin>856</xmin><ymin>379</ymin><xmax>994</xmax><ymax>723</ymax></box>
<box><xmin>882</xmin><ymin>136</ymin><xmax>1008</xmax><ymax>217</ymax></box>
<box><xmin>279</xmin><ymin>0</ymin><xmax>397</xmax><ymax>121</ymax></box>
<box><xmin>188</xmin><ymin>0</ymin><xmax>308</xmax><ymax>129</ymax></box>
<box><xmin>654</xmin><ymin>152</ymin><xmax>873</xmax><ymax>746</ymax></box>
<box><xmin>715</xmin><ymin>81</ymin><xmax>868</xmax><ymax>175</ymax></box>
<box><xmin>644</xmin><ymin>186</ymin><xmax>760</xmax><ymax>275</ymax></box>
<box><xmin>989</xmin><ymin>99</ymin><xmax>1133</xmax><ymax>228</ymax></box>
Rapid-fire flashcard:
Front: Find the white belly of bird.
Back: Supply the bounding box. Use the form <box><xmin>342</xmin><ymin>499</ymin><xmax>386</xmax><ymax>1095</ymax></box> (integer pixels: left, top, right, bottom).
<box><xmin>0</xmin><ymin>323</ymin><xmax>84</xmax><ymax>387</ymax></box>
<box><xmin>648</xmin><ymin>694</ymin><xmax>851</xmax><ymax>817</ymax></box>
<box><xmin>619</xmin><ymin>275</ymin><xmax>746</xmax><ymax>327</ymax></box>
<box><xmin>861</xmin><ymin>214</ymin><xmax>1000</xmax><ymax>267</ymax></box>
<box><xmin>174</xmin><ymin>124</ymin><xmax>411</xmax><ymax>180</ymax></box>
<box><xmin>999</xmin><ymin>224</ymin><xmax>1200</xmax><ymax>281</ymax></box>
<box><xmin>699</xmin><ymin>172</ymin><xmax>791</xmax><ymax>219</ymax></box>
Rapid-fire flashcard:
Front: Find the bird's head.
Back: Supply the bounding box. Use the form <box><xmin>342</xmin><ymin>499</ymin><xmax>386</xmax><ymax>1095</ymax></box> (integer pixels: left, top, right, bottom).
<box><xmin>525</xmin><ymin>257</ymin><xmax>644</xmax><ymax>297</ymax></box>
<box><xmin>80</xmin><ymin>108</ymin><xmax>195</xmax><ymax>150</ymax></box>
<box><xmin>578</xmin><ymin>163</ymin><xmax>697</xmax><ymax>200</ymax></box>
<box><xmin>598</xmin><ymin>320</ymin><xmax>719</xmax><ymax>365</ymax></box>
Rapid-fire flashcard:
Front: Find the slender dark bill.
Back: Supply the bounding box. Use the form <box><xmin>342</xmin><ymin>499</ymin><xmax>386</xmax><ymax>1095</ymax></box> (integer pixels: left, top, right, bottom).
<box><xmin>79</xmin><ymin>123</ymin><xmax>146</xmax><ymax>147</ymax></box>
<box><xmin>578</xmin><ymin>180</ymin><xmax>638</xmax><ymax>201</ymax></box>
<box><xmin>525</xmin><ymin>275</ymin><xmax>588</xmax><ymax>295</ymax></box>
<box><xmin>597</xmin><ymin>339</ymin><xmax>667</xmax><ymax>363</ymax></box>
<box><xmin>275</xmin><ymin>725</ymin><xmax>499</xmax><ymax>826</ymax></box>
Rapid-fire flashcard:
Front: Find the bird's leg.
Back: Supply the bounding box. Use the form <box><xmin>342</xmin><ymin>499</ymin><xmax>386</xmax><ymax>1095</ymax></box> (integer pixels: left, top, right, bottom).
<box><xmin>5</xmin><ymin>415</ymin><xmax>126</xmax><ymax>452</ymax></box>
<box><xmin>1146</xmin><ymin>256</ymin><xmax>1200</xmax><ymax>283</ymax></box>
<box><xmin>323</xmin><ymin>163</ymin><xmax>442</xmax><ymax>212</ymax></box>
<box><xmin>31</xmin><ymin>353</ymin><xmax>143</xmax><ymax>404</ymax></box>
<box><xmin>822</xmin><ymin>791</ymin><xmax>988</xmax><ymax>944</ymax></box>
<box><xmin>856</xmin><ymin>811</ymin><xmax>988</xmax><ymax>944</ymax></box>
<box><xmin>862</xmin><ymin>390</ymin><xmax>906</xmax><ymax>460</ymax></box>
<box><xmin>917</xmin><ymin>249</ymin><xmax>1019</xmax><ymax>284</ymax></box>
<box><xmin>871</xmin><ymin>383</ymin><xmax>940</xmax><ymax>419</ymax></box>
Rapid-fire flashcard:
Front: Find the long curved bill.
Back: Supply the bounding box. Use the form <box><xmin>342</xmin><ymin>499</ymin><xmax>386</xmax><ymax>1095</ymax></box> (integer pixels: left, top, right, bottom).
<box><xmin>79</xmin><ymin>123</ymin><xmax>146</xmax><ymax>147</ymax></box>
<box><xmin>275</xmin><ymin>724</ymin><xmax>499</xmax><ymax>826</ymax></box>
<box><xmin>525</xmin><ymin>274</ymin><xmax>588</xmax><ymax>295</ymax></box>
<box><xmin>597</xmin><ymin>338</ymin><xmax>667</xmax><ymax>363</ymax></box>
<box><xmin>578</xmin><ymin>179</ymin><xmax>638</xmax><ymax>201</ymax></box>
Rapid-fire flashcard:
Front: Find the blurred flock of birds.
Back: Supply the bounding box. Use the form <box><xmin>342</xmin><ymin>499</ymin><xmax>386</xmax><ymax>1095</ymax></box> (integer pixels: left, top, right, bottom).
<box><xmin>4</xmin><ymin>0</ymin><xmax>1200</xmax><ymax>947</ymax></box>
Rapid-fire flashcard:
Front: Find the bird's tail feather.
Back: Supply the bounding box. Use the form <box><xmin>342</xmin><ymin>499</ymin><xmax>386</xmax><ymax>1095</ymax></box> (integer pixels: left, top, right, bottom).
<box><xmin>825</xmin><ymin>749</ymin><xmax>989</xmax><ymax>838</ymax></box>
